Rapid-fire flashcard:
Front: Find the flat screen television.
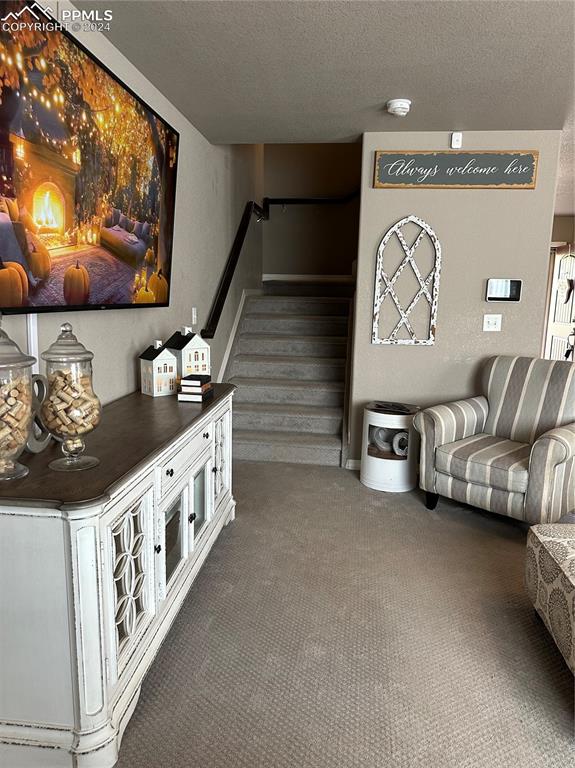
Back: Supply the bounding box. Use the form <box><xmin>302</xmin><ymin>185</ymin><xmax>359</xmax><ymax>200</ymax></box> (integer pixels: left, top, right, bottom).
<box><xmin>0</xmin><ymin>2</ymin><xmax>179</xmax><ymax>314</ymax></box>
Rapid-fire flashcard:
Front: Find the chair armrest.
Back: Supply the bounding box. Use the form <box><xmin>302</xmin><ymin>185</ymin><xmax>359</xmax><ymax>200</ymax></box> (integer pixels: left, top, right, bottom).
<box><xmin>531</xmin><ymin>423</ymin><xmax>575</xmax><ymax>465</ymax></box>
<box><xmin>526</xmin><ymin>423</ymin><xmax>575</xmax><ymax>523</ymax></box>
<box><xmin>413</xmin><ymin>396</ymin><xmax>489</xmax><ymax>447</ymax></box>
<box><xmin>413</xmin><ymin>396</ymin><xmax>489</xmax><ymax>493</ymax></box>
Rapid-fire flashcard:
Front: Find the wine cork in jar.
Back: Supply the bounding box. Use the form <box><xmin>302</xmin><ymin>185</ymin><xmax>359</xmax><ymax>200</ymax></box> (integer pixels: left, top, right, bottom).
<box><xmin>41</xmin><ymin>369</ymin><xmax>101</xmax><ymax>438</ymax></box>
<box><xmin>0</xmin><ymin>376</ymin><xmax>32</xmax><ymax>458</ymax></box>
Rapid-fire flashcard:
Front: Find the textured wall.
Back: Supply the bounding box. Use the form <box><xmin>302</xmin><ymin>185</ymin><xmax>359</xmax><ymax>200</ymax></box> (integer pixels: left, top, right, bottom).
<box><xmin>4</xmin><ymin>18</ymin><xmax>262</xmax><ymax>405</ymax></box>
<box><xmin>349</xmin><ymin>131</ymin><xmax>561</xmax><ymax>459</ymax></box>
<box><xmin>263</xmin><ymin>144</ymin><xmax>361</xmax><ymax>276</ymax></box>
<box><xmin>552</xmin><ymin>215</ymin><xmax>575</xmax><ymax>243</ymax></box>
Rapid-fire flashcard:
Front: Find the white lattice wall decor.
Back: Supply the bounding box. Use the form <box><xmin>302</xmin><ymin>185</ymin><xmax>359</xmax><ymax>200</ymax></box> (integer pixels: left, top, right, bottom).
<box><xmin>372</xmin><ymin>215</ymin><xmax>442</xmax><ymax>345</ymax></box>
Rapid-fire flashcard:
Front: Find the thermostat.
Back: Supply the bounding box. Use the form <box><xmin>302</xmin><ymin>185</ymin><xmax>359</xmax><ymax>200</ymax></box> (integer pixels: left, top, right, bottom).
<box><xmin>486</xmin><ymin>279</ymin><xmax>522</xmax><ymax>302</ymax></box>
<box><xmin>450</xmin><ymin>132</ymin><xmax>463</xmax><ymax>149</ymax></box>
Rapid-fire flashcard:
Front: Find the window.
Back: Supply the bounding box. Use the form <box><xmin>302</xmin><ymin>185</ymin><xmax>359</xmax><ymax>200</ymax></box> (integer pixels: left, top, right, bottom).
<box><xmin>157</xmin><ymin>365</ymin><xmax>161</xmax><ymax>373</ymax></box>
<box><xmin>163</xmin><ymin>363</ymin><xmax>168</xmax><ymax>373</ymax></box>
<box><xmin>201</xmin><ymin>352</ymin><xmax>205</xmax><ymax>361</ymax></box>
<box><xmin>194</xmin><ymin>351</ymin><xmax>199</xmax><ymax>362</ymax></box>
<box><xmin>169</xmin><ymin>365</ymin><xmax>173</xmax><ymax>373</ymax></box>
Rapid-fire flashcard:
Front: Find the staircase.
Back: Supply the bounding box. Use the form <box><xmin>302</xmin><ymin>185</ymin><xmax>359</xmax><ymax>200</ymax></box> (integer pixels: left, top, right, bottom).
<box><xmin>226</xmin><ymin>284</ymin><xmax>351</xmax><ymax>466</ymax></box>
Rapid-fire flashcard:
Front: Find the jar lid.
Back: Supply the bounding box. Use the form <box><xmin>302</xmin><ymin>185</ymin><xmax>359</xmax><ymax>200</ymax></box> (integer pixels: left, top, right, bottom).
<box><xmin>0</xmin><ymin>321</ymin><xmax>36</xmax><ymax>369</ymax></box>
<box><xmin>41</xmin><ymin>322</ymin><xmax>94</xmax><ymax>363</ymax></box>
<box><xmin>366</xmin><ymin>401</ymin><xmax>419</xmax><ymax>415</ymax></box>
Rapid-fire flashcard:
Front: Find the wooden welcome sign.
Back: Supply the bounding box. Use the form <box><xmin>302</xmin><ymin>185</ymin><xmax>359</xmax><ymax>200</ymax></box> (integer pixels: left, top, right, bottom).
<box><xmin>374</xmin><ymin>150</ymin><xmax>538</xmax><ymax>189</ymax></box>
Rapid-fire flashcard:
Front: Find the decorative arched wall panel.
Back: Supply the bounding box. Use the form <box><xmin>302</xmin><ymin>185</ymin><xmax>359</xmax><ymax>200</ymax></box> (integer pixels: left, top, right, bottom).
<box><xmin>372</xmin><ymin>215</ymin><xmax>442</xmax><ymax>345</ymax></box>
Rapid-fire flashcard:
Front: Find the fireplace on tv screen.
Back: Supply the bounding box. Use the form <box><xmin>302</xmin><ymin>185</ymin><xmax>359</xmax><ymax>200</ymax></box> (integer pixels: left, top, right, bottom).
<box><xmin>0</xmin><ymin>2</ymin><xmax>179</xmax><ymax>313</ymax></box>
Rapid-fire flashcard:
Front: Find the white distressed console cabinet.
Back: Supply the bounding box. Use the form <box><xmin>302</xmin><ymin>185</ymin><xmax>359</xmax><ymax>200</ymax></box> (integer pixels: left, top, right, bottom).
<box><xmin>0</xmin><ymin>384</ymin><xmax>235</xmax><ymax>768</ymax></box>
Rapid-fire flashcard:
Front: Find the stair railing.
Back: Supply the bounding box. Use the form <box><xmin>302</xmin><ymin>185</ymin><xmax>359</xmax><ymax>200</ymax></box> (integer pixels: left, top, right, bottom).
<box><xmin>200</xmin><ymin>190</ymin><xmax>359</xmax><ymax>339</ymax></box>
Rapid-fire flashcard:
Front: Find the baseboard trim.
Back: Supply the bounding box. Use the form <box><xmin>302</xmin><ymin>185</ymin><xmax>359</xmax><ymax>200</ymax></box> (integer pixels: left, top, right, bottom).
<box><xmin>262</xmin><ymin>274</ymin><xmax>355</xmax><ymax>284</ymax></box>
<box><xmin>346</xmin><ymin>459</ymin><xmax>361</xmax><ymax>470</ymax></box>
<box><xmin>216</xmin><ymin>288</ymin><xmax>262</xmax><ymax>383</ymax></box>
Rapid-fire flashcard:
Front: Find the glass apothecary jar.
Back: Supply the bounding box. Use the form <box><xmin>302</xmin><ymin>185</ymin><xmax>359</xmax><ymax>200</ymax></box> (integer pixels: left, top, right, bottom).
<box><xmin>41</xmin><ymin>323</ymin><xmax>102</xmax><ymax>472</ymax></box>
<box><xmin>0</xmin><ymin>320</ymin><xmax>36</xmax><ymax>480</ymax></box>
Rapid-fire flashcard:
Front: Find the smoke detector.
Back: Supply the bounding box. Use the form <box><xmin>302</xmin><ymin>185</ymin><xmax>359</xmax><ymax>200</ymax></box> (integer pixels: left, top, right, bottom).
<box><xmin>386</xmin><ymin>98</ymin><xmax>411</xmax><ymax>117</ymax></box>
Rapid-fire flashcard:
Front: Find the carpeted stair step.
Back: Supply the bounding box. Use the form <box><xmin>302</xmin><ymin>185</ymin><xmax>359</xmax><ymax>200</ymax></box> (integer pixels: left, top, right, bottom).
<box><xmin>230</xmin><ymin>377</ymin><xmax>345</xmax><ymax>406</ymax></box>
<box><xmin>233</xmin><ymin>403</ymin><xmax>343</xmax><ymax>434</ymax></box>
<box><xmin>242</xmin><ymin>313</ymin><xmax>348</xmax><ymax>336</ymax></box>
<box><xmin>245</xmin><ymin>295</ymin><xmax>350</xmax><ymax>316</ymax></box>
<box><xmin>226</xmin><ymin>286</ymin><xmax>351</xmax><ymax>467</ymax></box>
<box><xmin>263</xmin><ymin>280</ymin><xmax>355</xmax><ymax>297</ymax></box>
<box><xmin>237</xmin><ymin>333</ymin><xmax>348</xmax><ymax>358</ymax></box>
<box><xmin>233</xmin><ymin>430</ymin><xmax>342</xmax><ymax>466</ymax></box>
<box><xmin>232</xmin><ymin>354</ymin><xmax>345</xmax><ymax>381</ymax></box>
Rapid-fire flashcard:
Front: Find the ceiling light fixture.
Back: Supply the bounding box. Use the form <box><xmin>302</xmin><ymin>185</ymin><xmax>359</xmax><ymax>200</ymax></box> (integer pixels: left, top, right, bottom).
<box><xmin>386</xmin><ymin>98</ymin><xmax>411</xmax><ymax>117</ymax></box>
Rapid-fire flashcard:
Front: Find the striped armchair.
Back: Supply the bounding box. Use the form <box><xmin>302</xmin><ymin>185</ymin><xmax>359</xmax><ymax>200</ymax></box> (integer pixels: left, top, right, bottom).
<box><xmin>413</xmin><ymin>356</ymin><xmax>575</xmax><ymax>524</ymax></box>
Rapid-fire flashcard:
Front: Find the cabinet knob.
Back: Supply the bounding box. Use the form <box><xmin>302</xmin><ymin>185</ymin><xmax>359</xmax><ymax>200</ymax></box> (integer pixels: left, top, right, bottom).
<box><xmin>165</xmin><ymin>468</ymin><xmax>174</xmax><ymax>477</ymax></box>
<box><xmin>154</xmin><ymin>544</ymin><xmax>162</xmax><ymax>554</ymax></box>
<box><xmin>188</xmin><ymin>513</ymin><xmax>196</xmax><ymax>523</ymax></box>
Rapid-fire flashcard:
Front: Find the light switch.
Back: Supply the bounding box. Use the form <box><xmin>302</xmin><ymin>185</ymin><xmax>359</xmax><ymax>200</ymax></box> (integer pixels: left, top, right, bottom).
<box><xmin>483</xmin><ymin>314</ymin><xmax>502</xmax><ymax>332</ymax></box>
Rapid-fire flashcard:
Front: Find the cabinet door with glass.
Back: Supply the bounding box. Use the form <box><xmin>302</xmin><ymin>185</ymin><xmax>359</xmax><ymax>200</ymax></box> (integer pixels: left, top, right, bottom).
<box><xmin>213</xmin><ymin>410</ymin><xmax>231</xmax><ymax>510</ymax></box>
<box><xmin>156</xmin><ymin>481</ymin><xmax>190</xmax><ymax>603</ymax></box>
<box><xmin>189</xmin><ymin>449</ymin><xmax>214</xmax><ymax>552</ymax></box>
<box><xmin>102</xmin><ymin>480</ymin><xmax>156</xmax><ymax>684</ymax></box>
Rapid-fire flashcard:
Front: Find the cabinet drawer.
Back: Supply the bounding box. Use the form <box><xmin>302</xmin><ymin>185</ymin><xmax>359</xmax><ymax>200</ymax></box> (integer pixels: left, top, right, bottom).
<box><xmin>159</xmin><ymin>427</ymin><xmax>211</xmax><ymax>497</ymax></box>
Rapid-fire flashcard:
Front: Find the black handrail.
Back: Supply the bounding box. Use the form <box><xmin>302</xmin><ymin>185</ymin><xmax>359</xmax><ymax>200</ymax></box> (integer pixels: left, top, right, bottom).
<box><xmin>261</xmin><ymin>189</ymin><xmax>359</xmax><ymax>218</ymax></box>
<box><xmin>200</xmin><ymin>190</ymin><xmax>359</xmax><ymax>339</ymax></box>
<box><xmin>201</xmin><ymin>201</ymin><xmax>264</xmax><ymax>339</ymax></box>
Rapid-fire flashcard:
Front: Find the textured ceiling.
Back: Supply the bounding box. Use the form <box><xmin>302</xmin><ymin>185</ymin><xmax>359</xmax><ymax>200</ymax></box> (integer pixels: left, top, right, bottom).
<box><xmin>93</xmin><ymin>0</ymin><xmax>574</xmax><ymax>213</ymax></box>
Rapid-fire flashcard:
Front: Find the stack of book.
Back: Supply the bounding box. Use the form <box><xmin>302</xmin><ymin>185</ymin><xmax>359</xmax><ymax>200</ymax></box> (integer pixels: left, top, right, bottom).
<box><xmin>177</xmin><ymin>374</ymin><xmax>214</xmax><ymax>403</ymax></box>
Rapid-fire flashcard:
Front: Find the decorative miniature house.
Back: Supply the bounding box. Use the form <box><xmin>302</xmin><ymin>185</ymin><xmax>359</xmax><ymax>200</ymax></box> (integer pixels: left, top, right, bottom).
<box><xmin>164</xmin><ymin>326</ymin><xmax>211</xmax><ymax>381</ymax></box>
<box><xmin>139</xmin><ymin>340</ymin><xmax>177</xmax><ymax>397</ymax></box>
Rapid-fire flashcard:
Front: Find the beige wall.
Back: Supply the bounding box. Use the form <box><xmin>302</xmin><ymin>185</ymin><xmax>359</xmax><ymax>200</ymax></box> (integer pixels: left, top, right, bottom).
<box><xmin>263</xmin><ymin>143</ymin><xmax>361</xmax><ymax>276</ymax></box>
<box><xmin>349</xmin><ymin>131</ymin><xmax>561</xmax><ymax>459</ymax></box>
<box><xmin>552</xmin><ymin>215</ymin><xmax>575</xmax><ymax>243</ymax></box>
<box><xmin>4</xmin><ymin>19</ymin><xmax>262</xmax><ymax>405</ymax></box>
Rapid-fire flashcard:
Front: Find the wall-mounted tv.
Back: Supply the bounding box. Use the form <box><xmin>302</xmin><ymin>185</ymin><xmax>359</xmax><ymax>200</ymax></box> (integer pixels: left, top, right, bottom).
<box><xmin>0</xmin><ymin>1</ymin><xmax>179</xmax><ymax>313</ymax></box>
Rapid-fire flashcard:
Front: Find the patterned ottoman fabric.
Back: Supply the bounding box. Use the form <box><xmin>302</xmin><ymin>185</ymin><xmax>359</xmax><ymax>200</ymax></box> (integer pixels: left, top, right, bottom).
<box><xmin>526</xmin><ymin>524</ymin><xmax>575</xmax><ymax>673</ymax></box>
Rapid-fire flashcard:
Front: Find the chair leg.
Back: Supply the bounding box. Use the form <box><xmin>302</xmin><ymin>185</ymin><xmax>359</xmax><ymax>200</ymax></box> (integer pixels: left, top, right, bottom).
<box><xmin>425</xmin><ymin>492</ymin><xmax>439</xmax><ymax>510</ymax></box>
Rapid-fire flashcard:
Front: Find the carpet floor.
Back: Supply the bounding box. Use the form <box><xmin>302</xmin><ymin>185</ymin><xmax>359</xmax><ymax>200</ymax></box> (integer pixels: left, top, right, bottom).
<box><xmin>116</xmin><ymin>461</ymin><xmax>574</xmax><ymax>768</ymax></box>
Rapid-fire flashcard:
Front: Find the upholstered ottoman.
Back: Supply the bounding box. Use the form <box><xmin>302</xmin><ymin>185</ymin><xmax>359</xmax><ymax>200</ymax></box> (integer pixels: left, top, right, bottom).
<box><xmin>526</xmin><ymin>524</ymin><xmax>575</xmax><ymax>673</ymax></box>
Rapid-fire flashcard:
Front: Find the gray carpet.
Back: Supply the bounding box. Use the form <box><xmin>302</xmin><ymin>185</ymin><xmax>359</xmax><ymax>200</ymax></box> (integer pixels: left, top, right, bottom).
<box><xmin>117</xmin><ymin>462</ymin><xmax>574</xmax><ymax>768</ymax></box>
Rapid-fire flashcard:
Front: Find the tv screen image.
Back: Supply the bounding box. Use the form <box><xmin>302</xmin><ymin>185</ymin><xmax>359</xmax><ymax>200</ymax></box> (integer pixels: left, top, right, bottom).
<box><xmin>0</xmin><ymin>1</ymin><xmax>179</xmax><ymax>313</ymax></box>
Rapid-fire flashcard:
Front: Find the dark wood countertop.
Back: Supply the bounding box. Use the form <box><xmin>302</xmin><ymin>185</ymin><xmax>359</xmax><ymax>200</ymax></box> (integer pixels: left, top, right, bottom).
<box><xmin>0</xmin><ymin>383</ymin><xmax>235</xmax><ymax>511</ymax></box>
